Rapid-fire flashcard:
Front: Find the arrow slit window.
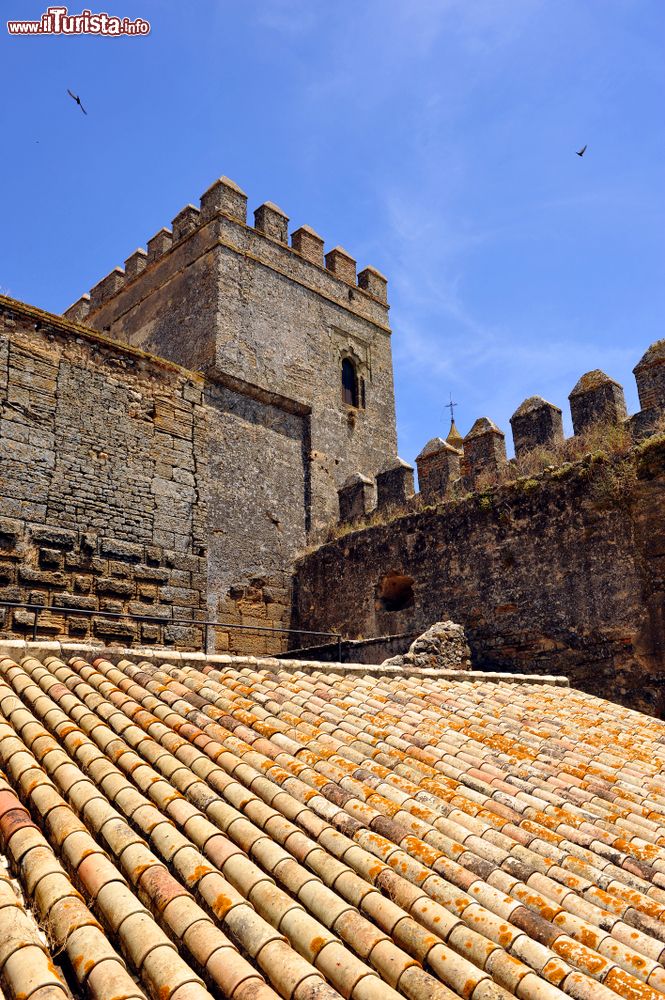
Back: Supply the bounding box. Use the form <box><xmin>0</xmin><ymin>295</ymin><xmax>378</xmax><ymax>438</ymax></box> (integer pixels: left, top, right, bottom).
<box><xmin>342</xmin><ymin>357</ymin><xmax>358</xmax><ymax>407</ymax></box>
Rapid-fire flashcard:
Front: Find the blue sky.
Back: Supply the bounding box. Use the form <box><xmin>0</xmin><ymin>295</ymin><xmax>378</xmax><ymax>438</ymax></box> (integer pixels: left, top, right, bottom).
<box><xmin>2</xmin><ymin>0</ymin><xmax>664</xmax><ymax>462</ymax></box>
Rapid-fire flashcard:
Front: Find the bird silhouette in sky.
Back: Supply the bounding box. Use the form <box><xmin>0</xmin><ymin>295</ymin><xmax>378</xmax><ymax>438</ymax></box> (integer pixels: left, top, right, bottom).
<box><xmin>576</xmin><ymin>144</ymin><xmax>587</xmax><ymax>157</ymax></box>
<box><xmin>67</xmin><ymin>89</ymin><xmax>87</xmax><ymax>115</ymax></box>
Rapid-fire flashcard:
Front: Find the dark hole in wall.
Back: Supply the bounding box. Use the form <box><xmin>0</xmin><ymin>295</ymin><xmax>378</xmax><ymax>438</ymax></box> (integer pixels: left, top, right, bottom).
<box><xmin>378</xmin><ymin>572</ymin><xmax>415</xmax><ymax>612</ymax></box>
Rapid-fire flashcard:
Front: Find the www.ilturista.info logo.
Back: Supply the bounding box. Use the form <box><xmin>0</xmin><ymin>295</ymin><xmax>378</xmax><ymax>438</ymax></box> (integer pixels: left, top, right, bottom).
<box><xmin>7</xmin><ymin>6</ymin><xmax>150</xmax><ymax>35</ymax></box>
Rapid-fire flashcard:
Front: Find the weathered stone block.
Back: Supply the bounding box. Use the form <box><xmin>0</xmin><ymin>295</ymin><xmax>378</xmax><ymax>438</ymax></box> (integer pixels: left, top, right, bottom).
<box><xmin>144</xmin><ymin>546</ymin><xmax>163</xmax><ymax>566</ymax></box>
<box><xmin>80</xmin><ymin>533</ymin><xmax>98</xmax><ymax>555</ymax></box>
<box><xmin>108</xmin><ymin>560</ymin><xmax>131</xmax><ymax>578</ymax></box>
<box><xmin>99</xmin><ymin>599</ymin><xmax>123</xmax><ymax>613</ymax></box>
<box><xmin>200</xmin><ymin>176</ymin><xmax>247</xmax><ymax>224</ymax></box>
<box><xmin>569</xmin><ymin>370</ymin><xmax>627</xmax><ymax>435</ymax></box>
<box><xmin>291</xmin><ymin>225</ymin><xmax>324</xmax><ymax>266</ymax></box>
<box><xmin>124</xmin><ymin>248</ymin><xmax>148</xmax><ymax>281</ymax></box>
<box><xmin>254</xmin><ymin>202</ymin><xmax>289</xmax><ymax>244</ymax></box>
<box><xmin>159</xmin><ymin>586</ymin><xmax>200</xmax><ymax>607</ymax></box>
<box><xmin>39</xmin><ymin>548</ymin><xmax>63</xmax><ymax>569</ymax></box>
<box><xmin>415</xmin><ymin>438</ymin><xmax>461</xmax><ymax>501</ymax></box>
<box><xmin>99</xmin><ymin>539</ymin><xmax>143</xmax><ymax>562</ymax></box>
<box><xmin>376</xmin><ymin>459</ymin><xmax>415</xmax><ymax>510</ymax></box>
<box><xmin>357</xmin><ymin>267</ymin><xmax>388</xmax><ymax>304</ymax></box>
<box><xmin>172</xmin><ymin>204</ymin><xmax>201</xmax><ymax>242</ymax></box>
<box><xmin>324</xmin><ymin>246</ymin><xmax>356</xmax><ymax>284</ymax></box>
<box><xmin>510</xmin><ymin>396</ymin><xmax>564</xmax><ymax>458</ymax></box>
<box><xmin>464</xmin><ymin>418</ymin><xmax>507</xmax><ymax>487</ymax></box>
<box><xmin>67</xmin><ymin>617</ymin><xmax>89</xmax><ymax>635</ymax></box>
<box><xmin>141</xmin><ymin>623</ymin><xmax>161</xmax><ymax>642</ymax></box>
<box><xmin>164</xmin><ymin>624</ymin><xmax>203</xmax><ymax>648</ymax></box>
<box><xmin>92</xmin><ymin>617</ymin><xmax>136</xmax><ymax>640</ymax></box>
<box><xmin>147</xmin><ymin>227</ymin><xmax>173</xmax><ymax>263</ymax></box>
<box><xmin>29</xmin><ymin>526</ymin><xmax>77</xmax><ymax>549</ymax></box>
<box><xmin>128</xmin><ymin>601</ymin><xmax>171</xmax><ymax>621</ymax></box>
<box><xmin>96</xmin><ymin>577</ymin><xmax>135</xmax><ymax>597</ymax></box>
<box><xmin>164</xmin><ymin>553</ymin><xmax>201</xmax><ymax>572</ymax></box>
<box><xmin>134</xmin><ymin>565</ymin><xmax>170</xmax><ymax>583</ymax></box>
<box><xmin>0</xmin><ymin>518</ymin><xmax>22</xmax><ymax>543</ymax></box>
<box><xmin>338</xmin><ymin>474</ymin><xmax>374</xmax><ymax>523</ymax></box>
<box><xmin>634</xmin><ymin>340</ymin><xmax>665</xmax><ymax>414</ymax></box>
<box><xmin>18</xmin><ymin>567</ymin><xmax>68</xmax><ymax>588</ymax></box>
<box><xmin>51</xmin><ymin>593</ymin><xmax>97</xmax><ymax>611</ymax></box>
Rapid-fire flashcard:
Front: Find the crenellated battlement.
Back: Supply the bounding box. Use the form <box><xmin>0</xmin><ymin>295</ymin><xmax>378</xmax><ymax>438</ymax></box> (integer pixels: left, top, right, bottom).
<box><xmin>338</xmin><ymin>339</ymin><xmax>665</xmax><ymax>523</ymax></box>
<box><xmin>63</xmin><ymin>174</ymin><xmax>389</xmax><ymax>325</ymax></box>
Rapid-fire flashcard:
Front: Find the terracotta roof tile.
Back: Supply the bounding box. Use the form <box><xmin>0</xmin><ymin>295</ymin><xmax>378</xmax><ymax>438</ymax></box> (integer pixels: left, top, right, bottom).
<box><xmin>0</xmin><ymin>647</ymin><xmax>664</xmax><ymax>998</ymax></box>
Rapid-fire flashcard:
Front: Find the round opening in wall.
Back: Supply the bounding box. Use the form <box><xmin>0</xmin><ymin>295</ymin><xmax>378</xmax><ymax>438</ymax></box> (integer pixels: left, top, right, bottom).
<box><xmin>377</xmin><ymin>572</ymin><xmax>415</xmax><ymax>612</ymax></box>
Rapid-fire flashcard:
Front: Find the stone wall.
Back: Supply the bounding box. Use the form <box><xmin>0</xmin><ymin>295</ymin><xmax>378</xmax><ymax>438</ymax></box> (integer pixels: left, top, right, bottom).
<box><xmin>203</xmin><ymin>379</ymin><xmax>308</xmax><ymax>641</ymax></box>
<box><xmin>0</xmin><ymin>519</ymin><xmax>206</xmax><ymax>647</ymax></box>
<box><xmin>292</xmin><ymin>440</ymin><xmax>665</xmax><ymax>714</ymax></box>
<box><xmin>0</xmin><ymin>299</ymin><xmax>206</xmax><ymax>548</ymax></box>
<box><xmin>0</xmin><ymin>298</ymin><xmax>209</xmax><ymax>647</ymax></box>
<box><xmin>0</xmin><ymin>297</ymin><xmax>301</xmax><ymax>652</ymax></box>
<box><xmin>309</xmin><ymin>340</ymin><xmax>665</xmax><ymax>713</ymax></box>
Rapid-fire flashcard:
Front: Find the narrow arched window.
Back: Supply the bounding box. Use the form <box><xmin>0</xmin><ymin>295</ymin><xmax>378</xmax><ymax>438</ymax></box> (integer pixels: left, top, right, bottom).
<box><xmin>341</xmin><ymin>357</ymin><xmax>358</xmax><ymax>407</ymax></box>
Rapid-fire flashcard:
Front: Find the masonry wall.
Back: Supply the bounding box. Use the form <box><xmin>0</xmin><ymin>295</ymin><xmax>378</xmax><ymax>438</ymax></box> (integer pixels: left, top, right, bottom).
<box><xmin>0</xmin><ymin>295</ymin><xmax>312</xmax><ymax>654</ymax></box>
<box><xmin>0</xmin><ymin>298</ymin><xmax>209</xmax><ymax>647</ymax></box>
<box><xmin>203</xmin><ymin>380</ymin><xmax>308</xmax><ymax>653</ymax></box>
<box><xmin>292</xmin><ymin>440</ymin><xmax>665</xmax><ymax>715</ymax></box>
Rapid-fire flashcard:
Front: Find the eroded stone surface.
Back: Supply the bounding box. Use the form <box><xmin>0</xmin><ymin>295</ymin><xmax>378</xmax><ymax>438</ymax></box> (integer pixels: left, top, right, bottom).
<box><xmin>383</xmin><ymin>620</ymin><xmax>471</xmax><ymax>670</ymax></box>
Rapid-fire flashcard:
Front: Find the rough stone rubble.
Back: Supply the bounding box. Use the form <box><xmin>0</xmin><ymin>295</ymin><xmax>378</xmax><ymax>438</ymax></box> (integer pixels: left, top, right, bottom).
<box><xmin>383</xmin><ymin>620</ymin><xmax>472</xmax><ymax>670</ymax></box>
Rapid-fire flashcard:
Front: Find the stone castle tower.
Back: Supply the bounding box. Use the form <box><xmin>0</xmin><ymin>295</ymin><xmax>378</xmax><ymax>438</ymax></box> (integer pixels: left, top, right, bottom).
<box><xmin>62</xmin><ymin>175</ymin><xmax>398</xmax><ymax>633</ymax></box>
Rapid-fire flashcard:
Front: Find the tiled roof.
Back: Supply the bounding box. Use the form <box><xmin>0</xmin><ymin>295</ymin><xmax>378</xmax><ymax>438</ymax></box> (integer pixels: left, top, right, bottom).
<box><xmin>0</xmin><ymin>649</ymin><xmax>664</xmax><ymax>1000</ymax></box>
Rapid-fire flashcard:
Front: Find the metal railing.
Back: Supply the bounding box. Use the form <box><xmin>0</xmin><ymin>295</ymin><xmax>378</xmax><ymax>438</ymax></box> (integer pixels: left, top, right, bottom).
<box><xmin>0</xmin><ymin>600</ymin><xmax>343</xmax><ymax>660</ymax></box>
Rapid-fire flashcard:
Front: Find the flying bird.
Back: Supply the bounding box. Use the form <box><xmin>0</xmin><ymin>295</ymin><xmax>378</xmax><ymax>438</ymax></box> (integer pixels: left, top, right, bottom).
<box><xmin>67</xmin><ymin>89</ymin><xmax>87</xmax><ymax>115</ymax></box>
<box><xmin>576</xmin><ymin>144</ymin><xmax>587</xmax><ymax>157</ymax></box>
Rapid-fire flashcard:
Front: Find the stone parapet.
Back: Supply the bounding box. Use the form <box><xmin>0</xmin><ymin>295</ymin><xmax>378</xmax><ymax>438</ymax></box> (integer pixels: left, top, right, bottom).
<box><xmin>415</xmin><ymin>437</ymin><xmax>462</xmax><ymax>500</ymax></box>
<box><xmin>510</xmin><ymin>396</ymin><xmax>564</xmax><ymax>457</ymax></box>
<box><xmin>463</xmin><ymin>417</ymin><xmax>507</xmax><ymax>488</ymax></box>
<box><xmin>338</xmin><ymin>474</ymin><xmax>374</xmax><ymax>523</ymax></box>
<box><xmin>376</xmin><ymin>459</ymin><xmax>415</xmax><ymax>509</ymax></box>
<box><xmin>634</xmin><ymin>339</ymin><xmax>665</xmax><ymax>413</ymax></box>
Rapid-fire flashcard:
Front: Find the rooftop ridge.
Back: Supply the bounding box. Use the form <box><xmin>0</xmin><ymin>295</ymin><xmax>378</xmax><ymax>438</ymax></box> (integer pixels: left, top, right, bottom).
<box><xmin>0</xmin><ymin>640</ymin><xmax>570</xmax><ymax>685</ymax></box>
